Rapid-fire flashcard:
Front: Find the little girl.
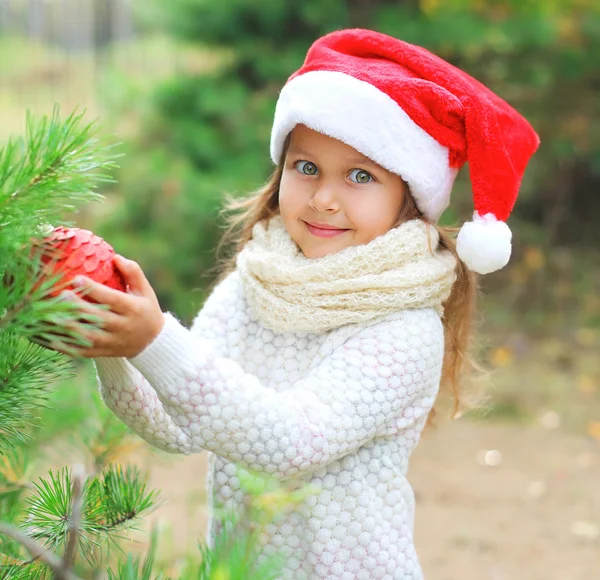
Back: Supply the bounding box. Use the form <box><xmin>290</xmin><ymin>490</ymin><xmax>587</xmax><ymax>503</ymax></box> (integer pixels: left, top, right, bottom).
<box><xmin>59</xmin><ymin>29</ymin><xmax>539</xmax><ymax>580</ymax></box>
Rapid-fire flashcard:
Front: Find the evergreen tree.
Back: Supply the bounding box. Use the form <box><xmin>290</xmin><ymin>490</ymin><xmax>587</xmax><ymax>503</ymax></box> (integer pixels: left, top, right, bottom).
<box><xmin>0</xmin><ymin>107</ymin><xmax>163</xmax><ymax>578</ymax></box>
<box><xmin>0</xmin><ymin>107</ymin><xmax>305</xmax><ymax>577</ymax></box>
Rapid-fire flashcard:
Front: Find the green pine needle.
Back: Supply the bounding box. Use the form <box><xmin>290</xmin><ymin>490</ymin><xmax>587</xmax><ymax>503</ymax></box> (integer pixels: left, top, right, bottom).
<box><xmin>191</xmin><ymin>508</ymin><xmax>285</xmax><ymax>580</ymax></box>
<box><xmin>0</xmin><ymin>562</ymin><xmax>50</xmax><ymax>580</ymax></box>
<box><xmin>99</xmin><ymin>464</ymin><xmax>161</xmax><ymax>533</ymax></box>
<box><xmin>20</xmin><ymin>464</ymin><xmax>159</xmax><ymax>568</ymax></box>
<box><xmin>0</xmin><ymin>105</ymin><xmax>120</xmax><ymax>234</ymax></box>
<box><xmin>0</xmin><ymin>106</ymin><xmax>121</xmax><ymax>453</ymax></box>
<box><xmin>0</xmin><ymin>107</ymin><xmax>166</xmax><ymax>578</ymax></box>
<box><xmin>0</xmin><ymin>336</ymin><xmax>68</xmax><ymax>451</ymax></box>
<box><xmin>21</xmin><ymin>467</ymin><xmax>78</xmax><ymax>555</ymax></box>
<box><xmin>106</xmin><ymin>528</ymin><xmax>162</xmax><ymax>580</ymax></box>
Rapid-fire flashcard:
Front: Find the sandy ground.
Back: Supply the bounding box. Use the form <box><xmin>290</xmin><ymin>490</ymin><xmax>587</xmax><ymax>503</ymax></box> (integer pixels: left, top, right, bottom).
<box><xmin>135</xmin><ymin>419</ymin><xmax>599</xmax><ymax>579</ymax></box>
<box><xmin>410</xmin><ymin>421</ymin><xmax>599</xmax><ymax>580</ymax></box>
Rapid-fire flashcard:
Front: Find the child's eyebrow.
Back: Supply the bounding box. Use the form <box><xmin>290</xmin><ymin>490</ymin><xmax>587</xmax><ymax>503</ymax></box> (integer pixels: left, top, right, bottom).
<box><xmin>287</xmin><ymin>147</ymin><xmax>313</xmax><ymax>157</ymax></box>
<box><xmin>346</xmin><ymin>155</ymin><xmax>381</xmax><ymax>169</ymax></box>
<box><xmin>288</xmin><ymin>148</ymin><xmax>381</xmax><ymax>169</ymax></box>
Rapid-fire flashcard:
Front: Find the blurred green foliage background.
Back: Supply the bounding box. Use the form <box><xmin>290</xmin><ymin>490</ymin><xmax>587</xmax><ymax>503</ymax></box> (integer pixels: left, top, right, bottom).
<box><xmin>2</xmin><ymin>0</ymin><xmax>599</xmax><ymax>331</ymax></box>
<box><xmin>1</xmin><ymin>0</ymin><xmax>599</xmax><ymax>575</ymax></box>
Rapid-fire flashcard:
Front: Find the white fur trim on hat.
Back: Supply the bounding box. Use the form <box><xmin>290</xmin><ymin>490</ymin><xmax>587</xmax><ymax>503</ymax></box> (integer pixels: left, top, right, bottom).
<box><xmin>456</xmin><ymin>212</ymin><xmax>512</xmax><ymax>274</ymax></box>
<box><xmin>270</xmin><ymin>70</ymin><xmax>458</xmax><ymax>221</ymax></box>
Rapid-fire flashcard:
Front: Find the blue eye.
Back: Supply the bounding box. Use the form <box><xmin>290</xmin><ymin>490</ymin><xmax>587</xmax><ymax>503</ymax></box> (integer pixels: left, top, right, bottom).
<box><xmin>349</xmin><ymin>169</ymin><xmax>373</xmax><ymax>184</ymax></box>
<box><xmin>295</xmin><ymin>161</ymin><xmax>318</xmax><ymax>176</ymax></box>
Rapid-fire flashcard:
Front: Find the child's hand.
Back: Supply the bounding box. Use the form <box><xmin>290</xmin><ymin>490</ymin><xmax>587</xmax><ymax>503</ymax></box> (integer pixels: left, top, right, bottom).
<box><xmin>51</xmin><ymin>255</ymin><xmax>165</xmax><ymax>359</ymax></box>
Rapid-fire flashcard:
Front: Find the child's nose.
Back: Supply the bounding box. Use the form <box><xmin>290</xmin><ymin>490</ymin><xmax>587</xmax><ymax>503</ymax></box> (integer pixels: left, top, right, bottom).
<box><xmin>309</xmin><ymin>184</ymin><xmax>340</xmax><ymax>212</ymax></box>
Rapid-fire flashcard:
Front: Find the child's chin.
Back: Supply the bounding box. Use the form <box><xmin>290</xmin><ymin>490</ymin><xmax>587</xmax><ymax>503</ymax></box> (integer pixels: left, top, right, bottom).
<box><xmin>301</xmin><ymin>240</ymin><xmax>349</xmax><ymax>259</ymax></box>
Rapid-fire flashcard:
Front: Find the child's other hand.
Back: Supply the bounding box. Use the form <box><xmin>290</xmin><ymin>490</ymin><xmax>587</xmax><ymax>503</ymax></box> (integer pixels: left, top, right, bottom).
<box><xmin>50</xmin><ymin>255</ymin><xmax>165</xmax><ymax>359</ymax></box>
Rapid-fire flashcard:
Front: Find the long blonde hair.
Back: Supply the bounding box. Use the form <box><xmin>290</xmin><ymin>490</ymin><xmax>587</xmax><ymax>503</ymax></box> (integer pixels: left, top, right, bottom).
<box><xmin>213</xmin><ymin>138</ymin><xmax>480</xmax><ymax>426</ymax></box>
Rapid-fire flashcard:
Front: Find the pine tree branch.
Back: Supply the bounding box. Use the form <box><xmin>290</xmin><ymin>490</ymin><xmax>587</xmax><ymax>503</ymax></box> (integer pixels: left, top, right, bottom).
<box><xmin>0</xmin><ymin>524</ymin><xmax>81</xmax><ymax>580</ymax></box>
<box><xmin>0</xmin><ymin>465</ymin><xmax>86</xmax><ymax>579</ymax></box>
<box><xmin>0</xmin><ymin>106</ymin><xmax>119</xmax><ymax>220</ymax></box>
<box><xmin>0</xmin><ymin>107</ymin><xmax>120</xmax><ymax>454</ymax></box>
<box><xmin>3</xmin><ymin>143</ymin><xmax>62</xmax><ymax>207</ymax></box>
<box><xmin>62</xmin><ymin>465</ymin><xmax>84</xmax><ymax>573</ymax></box>
<box><xmin>103</xmin><ymin>511</ymin><xmax>138</xmax><ymax>531</ymax></box>
<box><xmin>0</xmin><ymin>337</ymin><xmax>68</xmax><ymax>451</ymax></box>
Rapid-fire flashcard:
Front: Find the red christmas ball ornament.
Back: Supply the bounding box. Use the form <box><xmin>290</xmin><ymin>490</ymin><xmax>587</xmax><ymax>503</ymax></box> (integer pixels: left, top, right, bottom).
<box><xmin>32</xmin><ymin>226</ymin><xmax>127</xmax><ymax>301</ymax></box>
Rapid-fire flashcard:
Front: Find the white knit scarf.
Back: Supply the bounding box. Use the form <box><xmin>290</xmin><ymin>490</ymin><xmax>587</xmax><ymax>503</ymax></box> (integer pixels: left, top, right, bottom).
<box><xmin>236</xmin><ymin>216</ymin><xmax>457</xmax><ymax>334</ymax></box>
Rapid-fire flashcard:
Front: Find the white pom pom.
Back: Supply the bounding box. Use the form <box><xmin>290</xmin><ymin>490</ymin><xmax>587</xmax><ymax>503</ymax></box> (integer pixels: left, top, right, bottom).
<box><xmin>456</xmin><ymin>212</ymin><xmax>512</xmax><ymax>274</ymax></box>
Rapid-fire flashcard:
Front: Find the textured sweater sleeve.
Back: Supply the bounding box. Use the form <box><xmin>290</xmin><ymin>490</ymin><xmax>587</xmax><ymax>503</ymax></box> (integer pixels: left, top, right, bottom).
<box><xmin>94</xmin><ymin>357</ymin><xmax>194</xmax><ymax>454</ymax></box>
<box><xmin>94</xmin><ymin>273</ymin><xmax>238</xmax><ymax>454</ymax></box>
<box><xmin>126</xmin><ymin>307</ymin><xmax>444</xmax><ymax>479</ymax></box>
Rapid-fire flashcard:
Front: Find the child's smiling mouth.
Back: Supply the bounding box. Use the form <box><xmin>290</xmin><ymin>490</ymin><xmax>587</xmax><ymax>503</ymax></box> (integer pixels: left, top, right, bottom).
<box><xmin>303</xmin><ymin>221</ymin><xmax>350</xmax><ymax>238</ymax></box>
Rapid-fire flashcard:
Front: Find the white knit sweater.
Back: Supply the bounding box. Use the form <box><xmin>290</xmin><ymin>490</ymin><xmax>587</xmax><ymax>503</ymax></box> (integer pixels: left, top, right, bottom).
<box><xmin>94</xmin><ymin>271</ymin><xmax>444</xmax><ymax>579</ymax></box>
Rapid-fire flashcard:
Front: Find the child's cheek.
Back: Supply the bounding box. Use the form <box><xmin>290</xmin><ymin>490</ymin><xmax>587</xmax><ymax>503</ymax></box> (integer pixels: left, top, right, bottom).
<box><xmin>280</xmin><ymin>173</ymin><xmax>310</xmax><ymax>212</ymax></box>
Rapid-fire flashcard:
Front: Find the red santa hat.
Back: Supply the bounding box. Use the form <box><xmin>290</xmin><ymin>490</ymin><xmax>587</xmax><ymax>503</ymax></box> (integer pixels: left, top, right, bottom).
<box><xmin>270</xmin><ymin>29</ymin><xmax>540</xmax><ymax>274</ymax></box>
